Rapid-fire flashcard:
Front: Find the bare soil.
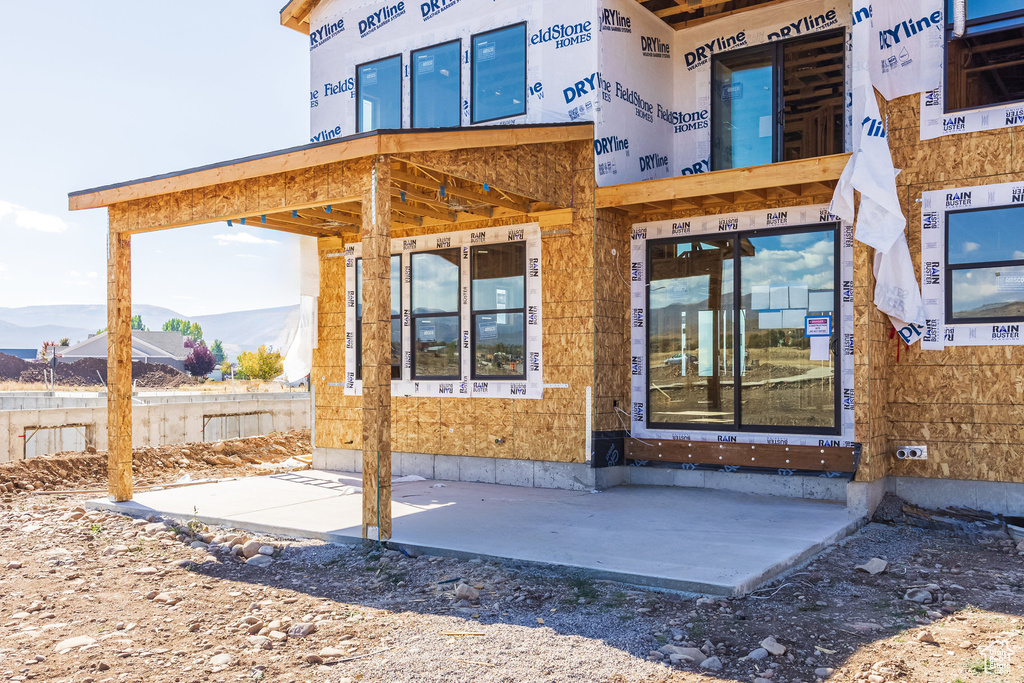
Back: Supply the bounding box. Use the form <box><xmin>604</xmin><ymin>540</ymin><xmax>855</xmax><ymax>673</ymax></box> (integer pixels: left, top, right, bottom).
<box><xmin>0</xmin><ymin>353</ymin><xmax>197</xmax><ymax>389</ymax></box>
<box><xmin>1</xmin><ymin>442</ymin><xmax>1023</xmax><ymax>682</ymax></box>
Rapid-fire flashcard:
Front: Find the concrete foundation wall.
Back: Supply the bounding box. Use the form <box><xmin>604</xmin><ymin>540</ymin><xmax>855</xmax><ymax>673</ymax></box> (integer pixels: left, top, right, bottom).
<box><xmin>1</xmin><ymin>393</ymin><xmax>310</xmax><ymax>462</ymax></box>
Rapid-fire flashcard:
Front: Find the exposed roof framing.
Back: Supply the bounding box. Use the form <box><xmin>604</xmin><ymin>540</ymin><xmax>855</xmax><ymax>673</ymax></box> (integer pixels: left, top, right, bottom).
<box><xmin>280</xmin><ymin>0</ymin><xmax>317</xmax><ymax>34</ymax></box>
<box><xmin>640</xmin><ymin>0</ymin><xmax>783</xmax><ymax>30</ymax></box>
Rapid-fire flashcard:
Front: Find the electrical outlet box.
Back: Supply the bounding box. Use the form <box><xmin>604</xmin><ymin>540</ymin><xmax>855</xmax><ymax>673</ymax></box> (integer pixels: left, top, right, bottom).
<box><xmin>896</xmin><ymin>445</ymin><xmax>928</xmax><ymax>460</ymax></box>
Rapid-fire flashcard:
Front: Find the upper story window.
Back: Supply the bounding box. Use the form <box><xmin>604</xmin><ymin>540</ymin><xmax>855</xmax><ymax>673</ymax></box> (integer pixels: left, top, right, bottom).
<box><xmin>357</xmin><ymin>54</ymin><xmax>402</xmax><ymax>133</ymax></box>
<box><xmin>354</xmin><ymin>255</ymin><xmax>402</xmax><ymax>379</ymax></box>
<box><xmin>946</xmin><ymin>205</ymin><xmax>1024</xmax><ymax>322</ymax></box>
<box><xmin>945</xmin><ymin>0</ymin><xmax>1024</xmax><ymax>112</ymax></box>
<box><xmin>411</xmin><ymin>249</ymin><xmax>461</xmax><ymax>379</ymax></box>
<box><xmin>471</xmin><ymin>23</ymin><xmax>527</xmax><ymax>124</ymax></box>
<box><xmin>711</xmin><ymin>30</ymin><xmax>844</xmax><ymax>170</ymax></box>
<box><xmin>412</xmin><ymin>40</ymin><xmax>461</xmax><ymax>128</ymax></box>
<box><xmin>471</xmin><ymin>242</ymin><xmax>526</xmax><ymax>378</ymax></box>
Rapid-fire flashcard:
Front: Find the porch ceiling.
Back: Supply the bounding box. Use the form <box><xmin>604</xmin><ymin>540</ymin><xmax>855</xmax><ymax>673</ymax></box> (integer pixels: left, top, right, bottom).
<box><xmin>594</xmin><ymin>152</ymin><xmax>850</xmax><ymax>214</ymax></box>
<box><xmin>279</xmin><ymin>0</ymin><xmax>785</xmax><ymax>34</ymax></box>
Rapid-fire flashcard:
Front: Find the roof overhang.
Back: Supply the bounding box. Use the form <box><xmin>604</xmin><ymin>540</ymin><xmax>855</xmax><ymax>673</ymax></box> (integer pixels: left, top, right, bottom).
<box><xmin>280</xmin><ymin>0</ymin><xmax>316</xmax><ymax>34</ymax></box>
<box><xmin>68</xmin><ymin>123</ymin><xmax>593</xmax><ymax>212</ymax></box>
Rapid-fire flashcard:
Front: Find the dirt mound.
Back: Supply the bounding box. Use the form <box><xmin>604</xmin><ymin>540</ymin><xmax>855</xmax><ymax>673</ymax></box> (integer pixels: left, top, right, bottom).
<box><xmin>0</xmin><ymin>352</ymin><xmax>197</xmax><ymax>388</ymax></box>
<box><xmin>0</xmin><ymin>430</ymin><xmax>311</xmax><ymax>492</ymax></box>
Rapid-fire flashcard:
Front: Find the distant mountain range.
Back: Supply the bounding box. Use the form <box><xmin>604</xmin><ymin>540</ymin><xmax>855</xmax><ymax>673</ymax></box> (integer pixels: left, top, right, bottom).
<box><xmin>0</xmin><ymin>304</ymin><xmax>300</xmax><ymax>360</ymax></box>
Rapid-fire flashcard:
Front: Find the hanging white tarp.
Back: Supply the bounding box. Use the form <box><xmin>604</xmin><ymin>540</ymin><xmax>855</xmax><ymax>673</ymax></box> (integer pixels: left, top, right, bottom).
<box><xmin>868</xmin><ymin>0</ymin><xmax>944</xmax><ymax>101</ymax></box>
<box><xmin>831</xmin><ymin>1</ymin><xmax>925</xmax><ymax>336</ymax></box>
<box><xmin>283</xmin><ymin>237</ymin><xmax>320</xmax><ymax>382</ymax></box>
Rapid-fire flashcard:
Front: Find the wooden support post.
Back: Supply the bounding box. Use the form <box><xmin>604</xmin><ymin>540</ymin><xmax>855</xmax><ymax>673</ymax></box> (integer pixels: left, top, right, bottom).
<box><xmin>360</xmin><ymin>156</ymin><xmax>392</xmax><ymax>540</ymax></box>
<box><xmin>106</xmin><ymin>229</ymin><xmax>133</xmax><ymax>501</ymax></box>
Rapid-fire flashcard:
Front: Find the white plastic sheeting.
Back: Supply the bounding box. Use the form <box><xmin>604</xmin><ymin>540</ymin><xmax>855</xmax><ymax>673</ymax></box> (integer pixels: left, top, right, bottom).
<box><xmin>831</xmin><ymin>1</ymin><xmax>925</xmax><ymax>338</ymax></box>
<box><xmin>868</xmin><ymin>0</ymin><xmax>943</xmax><ymax>101</ymax></box>
<box><xmin>283</xmin><ymin>237</ymin><xmax>320</xmax><ymax>382</ymax></box>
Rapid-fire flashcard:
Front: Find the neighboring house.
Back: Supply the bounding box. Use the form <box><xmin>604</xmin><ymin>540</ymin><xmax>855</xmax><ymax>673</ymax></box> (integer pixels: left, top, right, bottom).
<box><xmin>60</xmin><ymin>332</ymin><xmax>189</xmax><ymax>373</ymax></box>
<box><xmin>69</xmin><ymin>0</ymin><xmax>1024</xmax><ymax>528</ymax></box>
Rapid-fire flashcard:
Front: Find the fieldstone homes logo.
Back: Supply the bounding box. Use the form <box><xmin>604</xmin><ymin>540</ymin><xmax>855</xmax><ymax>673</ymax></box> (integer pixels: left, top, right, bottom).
<box><xmin>946</xmin><ymin>191</ymin><xmax>971</xmax><ymax>208</ymax></box>
<box><xmin>322</xmin><ymin>78</ymin><xmax>354</xmax><ymax>100</ymax></box>
<box><xmin>766</xmin><ymin>211</ymin><xmax>787</xmax><ymax>226</ymax></box>
<box><xmin>1012</xmin><ymin>186</ymin><xmax>1024</xmax><ymax>203</ymax></box>
<box><xmin>943</xmin><ymin>115</ymin><xmax>966</xmax><ymax>133</ymax></box>
<box><xmin>631</xmin><ymin>261</ymin><xmax>643</xmax><ymax>281</ymax></box>
<box><xmin>600</xmin><ymin>8</ymin><xmax>631</xmax><ymax>33</ymax></box>
<box><xmin>877</xmin><ymin>10</ymin><xmax>942</xmax><ymax>49</ymax></box>
<box><xmin>632</xmin><ymin>307</ymin><xmax>645</xmax><ymax>328</ymax></box>
<box><xmin>671</xmin><ymin>221</ymin><xmax>691</xmax><ymax>235</ymax></box>
<box><xmin>531</xmin><ymin>21</ymin><xmax>592</xmax><ymax>48</ymax></box>
<box><xmin>658</xmin><ymin>106</ymin><xmax>708</xmax><ymax>133</ymax></box>
<box><xmin>615</xmin><ymin>82</ymin><xmax>654</xmax><ymax>122</ymax></box>
<box><xmin>631</xmin><ymin>356</ymin><xmax>643</xmax><ymax>375</ymax></box>
<box><xmin>993</xmin><ymin>325</ymin><xmax>1020</xmax><ymax>340</ymax></box>
<box><xmin>924</xmin><ymin>261</ymin><xmax>940</xmax><ymax>285</ymax></box>
<box><xmin>310</xmin><ymin>17</ymin><xmax>345</xmax><ymax>49</ymax></box>
<box><xmin>767</xmin><ymin>9</ymin><xmax>839</xmax><ymax>41</ymax></box>
<box><xmin>420</xmin><ymin>0</ymin><xmax>461</xmax><ymax>22</ymax></box>
<box><xmin>1006</xmin><ymin>106</ymin><xmax>1024</xmax><ymax>126</ymax></box>
<box><xmin>922</xmin><ymin>211</ymin><xmax>938</xmax><ymax>229</ymax></box>
<box><xmin>684</xmin><ymin>31</ymin><xmax>747</xmax><ymax>70</ymax></box>
<box><xmin>718</xmin><ymin>217</ymin><xmax>738</xmax><ymax>231</ymax></box>
<box><xmin>359</xmin><ymin>1</ymin><xmax>405</xmax><ymax>38</ymax></box>
<box><xmin>641</xmin><ymin>35</ymin><xmax>670</xmax><ymax>58</ymax></box>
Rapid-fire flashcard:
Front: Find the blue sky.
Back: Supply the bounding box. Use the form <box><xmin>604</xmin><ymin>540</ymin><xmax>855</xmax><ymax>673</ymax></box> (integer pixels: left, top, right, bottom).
<box><xmin>0</xmin><ymin>2</ymin><xmax>310</xmax><ymax>315</ymax></box>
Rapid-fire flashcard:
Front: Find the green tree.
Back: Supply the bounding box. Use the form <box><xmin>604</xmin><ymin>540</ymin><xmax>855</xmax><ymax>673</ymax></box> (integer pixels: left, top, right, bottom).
<box><xmin>219</xmin><ymin>360</ymin><xmax>233</xmax><ymax>377</ymax></box>
<box><xmin>236</xmin><ymin>345</ymin><xmax>283</xmax><ymax>381</ymax></box>
<box><xmin>130</xmin><ymin>315</ymin><xmax>147</xmax><ymax>331</ymax></box>
<box><xmin>162</xmin><ymin>318</ymin><xmax>203</xmax><ymax>341</ymax></box>
<box><xmin>210</xmin><ymin>339</ymin><xmax>225</xmax><ymax>364</ymax></box>
<box><xmin>58</xmin><ymin>337</ymin><xmax>70</xmax><ymax>347</ymax></box>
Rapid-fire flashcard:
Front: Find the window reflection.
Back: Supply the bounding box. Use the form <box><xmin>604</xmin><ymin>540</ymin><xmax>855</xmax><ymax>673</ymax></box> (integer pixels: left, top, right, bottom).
<box><xmin>413</xmin><ymin>41</ymin><xmax>461</xmax><ymax>128</ymax></box>
<box><xmin>357</xmin><ymin>55</ymin><xmax>402</xmax><ymax>132</ymax></box>
<box><xmin>472</xmin><ymin>24</ymin><xmax>527</xmax><ymax>123</ymax></box>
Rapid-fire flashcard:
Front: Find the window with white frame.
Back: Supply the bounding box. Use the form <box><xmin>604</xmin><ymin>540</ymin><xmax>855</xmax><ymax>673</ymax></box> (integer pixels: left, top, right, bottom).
<box><xmin>344</xmin><ymin>224</ymin><xmax>543</xmax><ymax>398</ymax></box>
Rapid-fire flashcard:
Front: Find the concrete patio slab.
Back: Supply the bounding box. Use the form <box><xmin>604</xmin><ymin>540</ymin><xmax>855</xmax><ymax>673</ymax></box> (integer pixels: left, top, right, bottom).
<box><xmin>86</xmin><ymin>470</ymin><xmax>864</xmax><ymax>595</ymax></box>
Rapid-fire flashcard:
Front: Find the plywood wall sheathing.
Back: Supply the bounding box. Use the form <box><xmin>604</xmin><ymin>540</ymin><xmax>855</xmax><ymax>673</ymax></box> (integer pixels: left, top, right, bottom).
<box><xmin>106</xmin><ymin>228</ymin><xmax>133</xmax><ymax>501</ymax></box>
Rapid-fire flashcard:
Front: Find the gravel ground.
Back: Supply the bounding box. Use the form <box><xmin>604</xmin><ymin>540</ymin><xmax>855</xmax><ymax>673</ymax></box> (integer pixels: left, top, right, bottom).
<box><xmin>2</xmin><ymin>448</ymin><xmax>1024</xmax><ymax>682</ymax></box>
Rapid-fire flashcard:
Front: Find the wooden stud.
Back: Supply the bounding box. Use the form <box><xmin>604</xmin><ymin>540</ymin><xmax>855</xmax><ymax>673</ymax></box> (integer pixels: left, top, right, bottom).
<box><xmin>361</xmin><ymin>155</ymin><xmax>393</xmax><ymax>541</ymax></box>
<box><xmin>106</xmin><ymin>228</ymin><xmax>133</xmax><ymax>502</ymax></box>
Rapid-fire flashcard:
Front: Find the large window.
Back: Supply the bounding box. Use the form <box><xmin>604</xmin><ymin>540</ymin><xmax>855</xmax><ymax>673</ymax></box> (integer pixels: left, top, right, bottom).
<box><xmin>411</xmin><ymin>249</ymin><xmax>461</xmax><ymax>379</ymax></box>
<box><xmin>357</xmin><ymin>54</ymin><xmax>402</xmax><ymax>133</ymax></box>
<box><xmin>946</xmin><ymin>206</ymin><xmax>1024</xmax><ymax>322</ymax></box>
<box><xmin>945</xmin><ymin>1</ymin><xmax>1024</xmax><ymax>112</ymax></box>
<box><xmin>471</xmin><ymin>23</ymin><xmax>527</xmax><ymax>124</ymax></box>
<box><xmin>354</xmin><ymin>259</ymin><xmax>397</xmax><ymax>382</ymax></box>
<box><xmin>471</xmin><ymin>242</ymin><xmax>525</xmax><ymax>378</ymax></box>
<box><xmin>647</xmin><ymin>225</ymin><xmax>838</xmax><ymax>432</ymax></box>
<box><xmin>711</xmin><ymin>30</ymin><xmax>844</xmax><ymax>170</ymax></box>
<box><xmin>412</xmin><ymin>40</ymin><xmax>461</xmax><ymax>128</ymax></box>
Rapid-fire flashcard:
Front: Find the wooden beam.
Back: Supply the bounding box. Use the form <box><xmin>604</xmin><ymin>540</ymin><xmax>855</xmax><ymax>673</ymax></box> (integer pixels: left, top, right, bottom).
<box><xmin>107</xmin><ymin>229</ymin><xmax>132</xmax><ymax>502</ymax></box>
<box><xmin>595</xmin><ymin>153</ymin><xmax>850</xmax><ymax>209</ymax></box>
<box><xmin>70</xmin><ymin>124</ymin><xmax>592</xmax><ymax>211</ymax></box>
<box><xmin>659</xmin><ymin>0</ymin><xmax>792</xmax><ymax>30</ymax></box>
<box><xmin>391</xmin><ymin>170</ymin><xmax>531</xmax><ymax>213</ymax></box>
<box><xmin>653</xmin><ymin>0</ymin><xmax>733</xmax><ymax>18</ymax></box>
<box><xmin>361</xmin><ymin>155</ymin><xmax>392</xmax><ymax>541</ymax></box>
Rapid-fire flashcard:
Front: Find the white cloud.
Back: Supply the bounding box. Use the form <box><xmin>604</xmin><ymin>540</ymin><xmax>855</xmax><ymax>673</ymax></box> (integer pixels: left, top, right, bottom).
<box><xmin>0</xmin><ymin>199</ymin><xmax>68</xmax><ymax>233</ymax></box>
<box><xmin>963</xmin><ymin>241</ymin><xmax>980</xmax><ymax>253</ymax></box>
<box><xmin>69</xmin><ymin>270</ymin><xmax>81</xmax><ymax>277</ymax></box>
<box><xmin>86</xmin><ymin>271</ymin><xmax>98</xmax><ymax>279</ymax></box>
<box><xmin>238</xmin><ymin>254</ymin><xmax>263</xmax><ymax>259</ymax></box>
<box><xmin>213</xmin><ymin>231</ymin><xmax>278</xmax><ymax>247</ymax></box>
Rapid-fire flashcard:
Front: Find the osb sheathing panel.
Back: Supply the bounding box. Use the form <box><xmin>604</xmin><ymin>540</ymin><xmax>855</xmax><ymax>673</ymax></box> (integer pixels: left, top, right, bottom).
<box><xmin>879</xmin><ymin>93</ymin><xmax>1024</xmax><ymax>484</ymax></box>
<box><xmin>313</xmin><ymin>159</ymin><xmax>595</xmax><ymax>464</ymax></box>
